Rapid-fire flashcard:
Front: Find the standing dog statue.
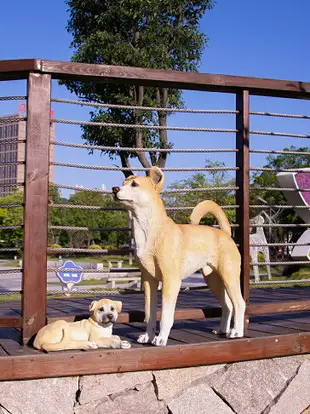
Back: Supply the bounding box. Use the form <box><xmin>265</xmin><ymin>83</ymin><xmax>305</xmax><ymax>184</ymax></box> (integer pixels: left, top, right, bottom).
<box><xmin>34</xmin><ymin>298</ymin><xmax>131</xmax><ymax>351</ymax></box>
<box><xmin>112</xmin><ymin>167</ymin><xmax>245</xmax><ymax>346</ymax></box>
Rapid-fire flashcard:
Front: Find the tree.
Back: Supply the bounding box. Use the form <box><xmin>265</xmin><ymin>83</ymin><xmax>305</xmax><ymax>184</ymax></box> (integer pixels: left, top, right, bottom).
<box><xmin>0</xmin><ymin>191</ymin><xmax>23</xmax><ymax>249</ymax></box>
<box><xmin>164</xmin><ymin>160</ymin><xmax>236</xmax><ymax>225</ymax></box>
<box><xmin>64</xmin><ymin>0</ymin><xmax>214</xmax><ymax>175</ymax></box>
<box><xmin>60</xmin><ymin>190</ymin><xmax>129</xmax><ymax>249</ymax></box>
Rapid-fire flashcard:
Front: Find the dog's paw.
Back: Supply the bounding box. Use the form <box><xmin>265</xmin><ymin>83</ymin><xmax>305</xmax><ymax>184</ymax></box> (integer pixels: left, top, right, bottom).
<box><xmin>120</xmin><ymin>340</ymin><xmax>131</xmax><ymax>349</ymax></box>
<box><xmin>152</xmin><ymin>335</ymin><xmax>168</xmax><ymax>347</ymax></box>
<box><xmin>111</xmin><ymin>337</ymin><xmax>122</xmax><ymax>348</ymax></box>
<box><xmin>212</xmin><ymin>329</ymin><xmax>228</xmax><ymax>336</ymax></box>
<box><xmin>226</xmin><ymin>328</ymin><xmax>244</xmax><ymax>339</ymax></box>
<box><xmin>85</xmin><ymin>341</ymin><xmax>99</xmax><ymax>350</ymax></box>
<box><xmin>137</xmin><ymin>333</ymin><xmax>151</xmax><ymax>344</ymax></box>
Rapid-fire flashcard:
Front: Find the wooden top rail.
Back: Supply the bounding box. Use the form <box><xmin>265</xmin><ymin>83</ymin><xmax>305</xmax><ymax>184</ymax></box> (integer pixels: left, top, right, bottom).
<box><xmin>1</xmin><ymin>58</ymin><xmax>310</xmax><ymax>99</ymax></box>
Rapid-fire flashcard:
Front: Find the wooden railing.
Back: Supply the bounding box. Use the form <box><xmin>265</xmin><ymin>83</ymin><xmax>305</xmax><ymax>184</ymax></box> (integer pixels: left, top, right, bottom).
<box><xmin>0</xmin><ymin>59</ymin><xmax>310</xmax><ymax>345</ymax></box>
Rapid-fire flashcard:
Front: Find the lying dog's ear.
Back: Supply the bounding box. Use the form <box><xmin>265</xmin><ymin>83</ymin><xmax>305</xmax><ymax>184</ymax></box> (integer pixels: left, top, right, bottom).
<box><xmin>149</xmin><ymin>166</ymin><xmax>164</xmax><ymax>192</ymax></box>
<box><xmin>89</xmin><ymin>301</ymin><xmax>98</xmax><ymax>311</ymax></box>
<box><xmin>114</xmin><ymin>301</ymin><xmax>122</xmax><ymax>314</ymax></box>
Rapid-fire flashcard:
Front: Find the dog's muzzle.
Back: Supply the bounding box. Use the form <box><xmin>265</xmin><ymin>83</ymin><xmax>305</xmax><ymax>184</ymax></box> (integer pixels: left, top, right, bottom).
<box><xmin>112</xmin><ymin>187</ymin><xmax>120</xmax><ymax>200</ymax></box>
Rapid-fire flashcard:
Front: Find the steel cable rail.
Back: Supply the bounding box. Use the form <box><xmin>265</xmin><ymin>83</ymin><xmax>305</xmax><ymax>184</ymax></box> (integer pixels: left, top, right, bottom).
<box><xmin>50</xmin><ymin>140</ymin><xmax>239</xmax><ymax>154</ymax></box>
<box><xmin>0</xmin><ymin>96</ymin><xmax>27</xmax><ymax>101</ymax></box>
<box><xmin>51</xmin><ymin>183</ymin><xmax>238</xmax><ymax>194</ymax></box>
<box><xmin>49</xmin><ymin>204</ymin><xmax>239</xmax><ymax>211</ymax></box>
<box><xmin>51</xmin><ymin>97</ymin><xmax>239</xmax><ymax>114</ymax></box>
<box><xmin>250</xmin><ymin>149</ymin><xmax>310</xmax><ymax>156</ymax></box>
<box><xmin>51</xmin><ymin>161</ymin><xmax>238</xmax><ymax>172</ymax></box>
<box><xmin>52</xmin><ymin>118</ymin><xmax>238</xmax><ymax>133</ymax></box>
<box><xmin>50</xmin><ymin>97</ymin><xmax>310</xmax><ymax>120</ymax></box>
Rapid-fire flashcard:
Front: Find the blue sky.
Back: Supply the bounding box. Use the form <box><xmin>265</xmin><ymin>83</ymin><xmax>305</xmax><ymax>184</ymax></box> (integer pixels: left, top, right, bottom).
<box><xmin>0</xmin><ymin>0</ymin><xmax>309</xmax><ymax>198</ymax></box>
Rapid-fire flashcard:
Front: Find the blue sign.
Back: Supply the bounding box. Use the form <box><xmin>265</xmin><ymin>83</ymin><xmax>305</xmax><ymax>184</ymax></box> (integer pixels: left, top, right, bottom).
<box><xmin>56</xmin><ymin>260</ymin><xmax>84</xmax><ymax>293</ymax></box>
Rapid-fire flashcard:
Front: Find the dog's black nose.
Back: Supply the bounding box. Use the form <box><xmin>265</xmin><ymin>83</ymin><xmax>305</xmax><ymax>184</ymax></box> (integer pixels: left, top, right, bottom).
<box><xmin>112</xmin><ymin>186</ymin><xmax>120</xmax><ymax>194</ymax></box>
<box><xmin>107</xmin><ymin>313</ymin><xmax>114</xmax><ymax>320</ymax></box>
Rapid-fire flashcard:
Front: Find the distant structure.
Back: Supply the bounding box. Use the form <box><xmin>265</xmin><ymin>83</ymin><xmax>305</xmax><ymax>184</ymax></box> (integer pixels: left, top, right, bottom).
<box><xmin>0</xmin><ymin>113</ymin><xmax>55</xmax><ymax>197</ymax></box>
<box><xmin>277</xmin><ymin>170</ymin><xmax>310</xmax><ymax>261</ymax></box>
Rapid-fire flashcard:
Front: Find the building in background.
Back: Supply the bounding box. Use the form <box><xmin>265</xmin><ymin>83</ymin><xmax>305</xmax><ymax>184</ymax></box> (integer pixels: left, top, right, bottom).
<box><xmin>0</xmin><ymin>113</ymin><xmax>55</xmax><ymax>197</ymax></box>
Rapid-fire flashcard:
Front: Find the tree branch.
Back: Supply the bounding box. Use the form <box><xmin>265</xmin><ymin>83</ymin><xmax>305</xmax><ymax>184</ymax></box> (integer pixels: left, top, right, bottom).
<box><xmin>134</xmin><ymin>85</ymin><xmax>151</xmax><ymax>173</ymax></box>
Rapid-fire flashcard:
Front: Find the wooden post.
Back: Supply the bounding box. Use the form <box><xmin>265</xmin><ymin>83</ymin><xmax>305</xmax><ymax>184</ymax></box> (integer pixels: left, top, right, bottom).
<box><xmin>235</xmin><ymin>90</ymin><xmax>250</xmax><ymax>306</ymax></box>
<box><xmin>22</xmin><ymin>73</ymin><xmax>51</xmax><ymax>344</ymax></box>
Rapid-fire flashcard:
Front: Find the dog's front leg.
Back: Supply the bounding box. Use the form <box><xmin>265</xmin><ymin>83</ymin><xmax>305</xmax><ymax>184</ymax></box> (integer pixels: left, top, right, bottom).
<box><xmin>152</xmin><ymin>277</ymin><xmax>181</xmax><ymax>347</ymax></box>
<box><xmin>137</xmin><ymin>273</ymin><xmax>158</xmax><ymax>344</ymax></box>
<box><xmin>96</xmin><ymin>337</ymin><xmax>131</xmax><ymax>349</ymax></box>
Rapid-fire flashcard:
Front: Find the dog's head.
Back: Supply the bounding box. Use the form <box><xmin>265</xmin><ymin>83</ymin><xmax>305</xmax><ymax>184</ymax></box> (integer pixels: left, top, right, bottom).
<box><xmin>111</xmin><ymin>166</ymin><xmax>164</xmax><ymax>211</ymax></box>
<box><xmin>89</xmin><ymin>298</ymin><xmax>122</xmax><ymax>326</ymax></box>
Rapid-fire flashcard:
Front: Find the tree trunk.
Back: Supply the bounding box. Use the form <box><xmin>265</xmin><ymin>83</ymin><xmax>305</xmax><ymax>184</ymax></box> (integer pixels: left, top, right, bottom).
<box><xmin>156</xmin><ymin>88</ymin><xmax>168</xmax><ymax>169</ymax></box>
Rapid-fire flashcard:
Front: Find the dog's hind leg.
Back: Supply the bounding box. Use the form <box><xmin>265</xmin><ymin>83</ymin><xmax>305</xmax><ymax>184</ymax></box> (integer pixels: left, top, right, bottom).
<box><xmin>152</xmin><ymin>277</ymin><xmax>181</xmax><ymax>347</ymax></box>
<box><xmin>219</xmin><ymin>271</ymin><xmax>246</xmax><ymax>339</ymax></box>
<box><xmin>137</xmin><ymin>273</ymin><xmax>158</xmax><ymax>344</ymax></box>
<box><xmin>203</xmin><ymin>269</ymin><xmax>233</xmax><ymax>335</ymax></box>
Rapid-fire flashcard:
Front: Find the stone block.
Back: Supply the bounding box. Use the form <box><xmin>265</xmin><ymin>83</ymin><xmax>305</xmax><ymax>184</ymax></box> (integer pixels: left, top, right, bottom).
<box><xmin>79</xmin><ymin>371</ymin><xmax>153</xmax><ymax>404</ymax></box>
<box><xmin>270</xmin><ymin>360</ymin><xmax>310</xmax><ymax>414</ymax></box>
<box><xmin>0</xmin><ymin>377</ymin><xmax>78</xmax><ymax>414</ymax></box>
<box><xmin>212</xmin><ymin>359</ymin><xmax>288</xmax><ymax>414</ymax></box>
<box><xmin>75</xmin><ymin>383</ymin><xmax>167</xmax><ymax>414</ymax></box>
<box><xmin>168</xmin><ymin>383</ymin><xmax>233</xmax><ymax>414</ymax></box>
<box><xmin>153</xmin><ymin>364</ymin><xmax>225</xmax><ymax>402</ymax></box>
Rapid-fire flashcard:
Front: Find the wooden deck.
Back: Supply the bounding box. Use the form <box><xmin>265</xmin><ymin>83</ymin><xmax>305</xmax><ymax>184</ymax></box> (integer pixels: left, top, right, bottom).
<box><xmin>0</xmin><ymin>286</ymin><xmax>310</xmax><ymax>380</ymax></box>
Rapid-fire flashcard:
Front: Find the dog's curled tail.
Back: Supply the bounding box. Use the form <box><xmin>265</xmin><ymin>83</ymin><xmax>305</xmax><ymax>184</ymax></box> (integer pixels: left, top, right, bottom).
<box><xmin>190</xmin><ymin>200</ymin><xmax>231</xmax><ymax>237</ymax></box>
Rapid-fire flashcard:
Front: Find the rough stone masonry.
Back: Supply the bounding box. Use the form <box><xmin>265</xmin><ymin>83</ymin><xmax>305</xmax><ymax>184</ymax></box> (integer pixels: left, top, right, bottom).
<box><xmin>0</xmin><ymin>355</ymin><xmax>309</xmax><ymax>414</ymax></box>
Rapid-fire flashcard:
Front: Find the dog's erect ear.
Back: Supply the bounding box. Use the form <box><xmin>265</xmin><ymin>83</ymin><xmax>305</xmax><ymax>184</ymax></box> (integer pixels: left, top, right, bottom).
<box><xmin>149</xmin><ymin>166</ymin><xmax>164</xmax><ymax>192</ymax></box>
<box><xmin>89</xmin><ymin>301</ymin><xmax>98</xmax><ymax>311</ymax></box>
<box><xmin>114</xmin><ymin>301</ymin><xmax>122</xmax><ymax>313</ymax></box>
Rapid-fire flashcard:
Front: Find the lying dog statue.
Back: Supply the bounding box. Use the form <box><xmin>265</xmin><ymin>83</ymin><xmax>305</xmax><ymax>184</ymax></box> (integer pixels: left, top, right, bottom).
<box><xmin>34</xmin><ymin>298</ymin><xmax>131</xmax><ymax>351</ymax></box>
<box><xmin>112</xmin><ymin>166</ymin><xmax>245</xmax><ymax>346</ymax></box>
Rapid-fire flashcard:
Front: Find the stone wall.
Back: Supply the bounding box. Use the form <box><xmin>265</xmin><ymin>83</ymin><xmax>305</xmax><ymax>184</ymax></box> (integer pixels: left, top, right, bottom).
<box><xmin>0</xmin><ymin>355</ymin><xmax>309</xmax><ymax>414</ymax></box>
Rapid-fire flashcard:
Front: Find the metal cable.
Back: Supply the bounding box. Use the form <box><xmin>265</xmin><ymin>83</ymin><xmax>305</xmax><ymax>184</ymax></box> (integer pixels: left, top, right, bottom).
<box><xmin>250</xmin><ymin>279</ymin><xmax>310</xmax><ymax>285</ymax></box>
<box><xmin>250</xmin><ymin>130</ymin><xmax>310</xmax><ymax>139</ymax></box>
<box><xmin>46</xmin><ymin>288</ymin><xmax>138</xmax><ymax>295</ymax></box>
<box><xmin>0</xmin><ymin>138</ymin><xmax>25</xmax><ymax>144</ymax></box>
<box><xmin>0</xmin><ymin>117</ymin><xmax>26</xmax><ymax>124</ymax></box>
<box><xmin>51</xmin><ymin>183</ymin><xmax>238</xmax><ymax>194</ymax></box>
<box><xmin>0</xmin><ymin>204</ymin><xmax>23</xmax><ymax>208</ymax></box>
<box><xmin>52</xmin><ymin>118</ymin><xmax>238</xmax><ymax>133</ymax></box>
<box><xmin>47</xmin><ymin>247</ymin><xmax>133</xmax><ymax>254</ymax></box>
<box><xmin>0</xmin><ymin>225</ymin><xmax>22</xmax><ymax>230</ymax></box>
<box><xmin>250</xmin><ymin>167</ymin><xmax>310</xmax><ymax>173</ymax></box>
<box><xmin>250</xmin><ymin>242</ymin><xmax>310</xmax><ymax>247</ymax></box>
<box><xmin>0</xmin><ymin>96</ymin><xmax>27</xmax><ymax>101</ymax></box>
<box><xmin>49</xmin><ymin>204</ymin><xmax>238</xmax><ymax>211</ymax></box>
<box><xmin>0</xmin><ymin>248</ymin><xmax>20</xmax><ymax>252</ymax></box>
<box><xmin>250</xmin><ymin>149</ymin><xmax>310</xmax><ymax>156</ymax></box>
<box><xmin>51</xmin><ymin>183</ymin><xmax>111</xmax><ymax>194</ymax></box>
<box><xmin>250</xmin><ymin>111</ymin><xmax>310</xmax><ymax>119</ymax></box>
<box><xmin>250</xmin><ymin>204</ymin><xmax>310</xmax><ymax>209</ymax></box>
<box><xmin>0</xmin><ymin>268</ymin><xmax>22</xmax><ymax>274</ymax></box>
<box><xmin>48</xmin><ymin>225</ymin><xmax>131</xmax><ymax>232</ymax></box>
<box><xmin>46</xmin><ymin>267</ymin><xmax>134</xmax><ymax>273</ymax></box>
<box><xmin>250</xmin><ymin>223</ymin><xmax>309</xmax><ymax>228</ymax></box>
<box><xmin>251</xmin><ymin>187</ymin><xmax>310</xmax><ymax>192</ymax></box>
<box><xmin>51</xmin><ymin>161</ymin><xmax>238</xmax><ymax>172</ymax></box>
<box><xmin>51</xmin><ymin>140</ymin><xmax>238</xmax><ymax>153</ymax></box>
<box><xmin>51</xmin><ymin>97</ymin><xmax>238</xmax><ymax>114</ymax></box>
<box><xmin>50</xmin><ymin>204</ymin><xmax>126</xmax><ymax>211</ymax></box>
<box><xmin>255</xmin><ymin>260</ymin><xmax>310</xmax><ymax>265</ymax></box>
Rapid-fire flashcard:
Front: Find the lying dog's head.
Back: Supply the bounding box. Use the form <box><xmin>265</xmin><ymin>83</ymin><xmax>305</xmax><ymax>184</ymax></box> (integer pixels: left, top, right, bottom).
<box><xmin>112</xmin><ymin>166</ymin><xmax>164</xmax><ymax>211</ymax></box>
<box><xmin>89</xmin><ymin>298</ymin><xmax>122</xmax><ymax>326</ymax></box>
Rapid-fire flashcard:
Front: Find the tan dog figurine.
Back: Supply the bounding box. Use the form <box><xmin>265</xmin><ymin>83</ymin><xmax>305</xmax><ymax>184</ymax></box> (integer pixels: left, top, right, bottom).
<box><xmin>112</xmin><ymin>166</ymin><xmax>245</xmax><ymax>346</ymax></box>
<box><xmin>34</xmin><ymin>298</ymin><xmax>131</xmax><ymax>351</ymax></box>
